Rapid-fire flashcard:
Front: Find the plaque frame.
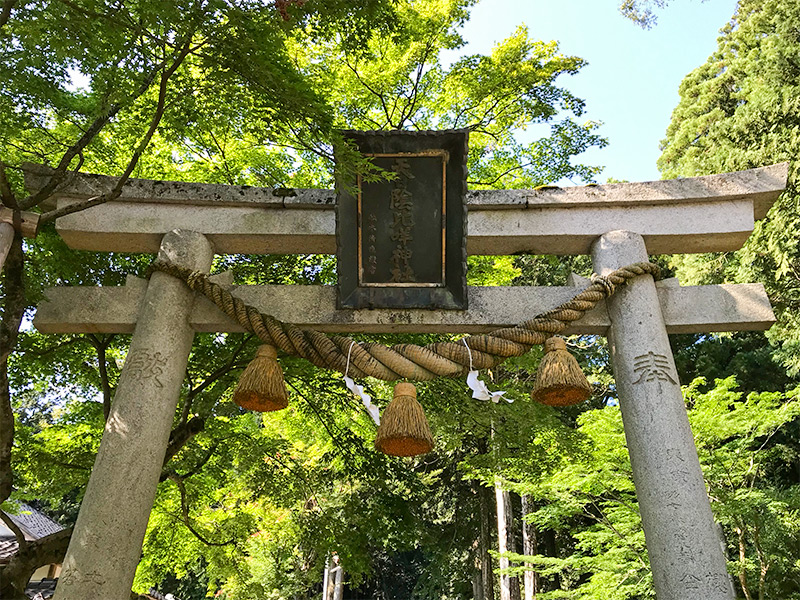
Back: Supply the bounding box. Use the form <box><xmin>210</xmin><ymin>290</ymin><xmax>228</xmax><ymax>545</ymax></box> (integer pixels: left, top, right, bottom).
<box><xmin>336</xmin><ymin>129</ymin><xmax>468</xmax><ymax>310</ymax></box>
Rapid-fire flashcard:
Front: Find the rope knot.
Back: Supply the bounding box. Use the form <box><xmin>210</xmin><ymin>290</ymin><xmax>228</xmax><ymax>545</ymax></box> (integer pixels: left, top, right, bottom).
<box><xmin>185</xmin><ymin>270</ymin><xmax>207</xmax><ymax>289</ymax></box>
<box><xmin>146</xmin><ymin>259</ymin><xmax>168</xmax><ymax>279</ymax></box>
<box><xmin>590</xmin><ymin>273</ymin><xmax>616</xmax><ymax>297</ymax></box>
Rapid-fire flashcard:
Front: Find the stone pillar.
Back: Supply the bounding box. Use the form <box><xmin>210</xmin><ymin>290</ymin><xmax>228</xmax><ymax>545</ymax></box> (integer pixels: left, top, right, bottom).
<box><xmin>591</xmin><ymin>230</ymin><xmax>734</xmax><ymax>600</ymax></box>
<box><xmin>54</xmin><ymin>229</ymin><xmax>213</xmax><ymax>600</ymax></box>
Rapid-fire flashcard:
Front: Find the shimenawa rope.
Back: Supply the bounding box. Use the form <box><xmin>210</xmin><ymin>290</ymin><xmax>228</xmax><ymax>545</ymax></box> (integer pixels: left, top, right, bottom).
<box><xmin>149</xmin><ymin>260</ymin><xmax>660</xmax><ymax>381</ymax></box>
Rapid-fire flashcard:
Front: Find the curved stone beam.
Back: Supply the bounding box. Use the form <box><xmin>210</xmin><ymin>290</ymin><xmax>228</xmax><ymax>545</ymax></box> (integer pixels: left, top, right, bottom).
<box><xmin>23</xmin><ymin>163</ymin><xmax>788</xmax><ymax>256</ymax></box>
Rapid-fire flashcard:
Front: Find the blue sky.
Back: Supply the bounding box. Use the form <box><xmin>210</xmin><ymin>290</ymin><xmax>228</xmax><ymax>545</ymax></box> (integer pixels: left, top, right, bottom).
<box><xmin>450</xmin><ymin>0</ymin><xmax>740</xmax><ymax>183</ymax></box>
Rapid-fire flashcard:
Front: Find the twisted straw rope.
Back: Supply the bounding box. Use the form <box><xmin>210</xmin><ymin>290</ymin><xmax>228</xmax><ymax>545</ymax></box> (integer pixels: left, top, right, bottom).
<box><xmin>151</xmin><ymin>261</ymin><xmax>660</xmax><ymax>381</ymax></box>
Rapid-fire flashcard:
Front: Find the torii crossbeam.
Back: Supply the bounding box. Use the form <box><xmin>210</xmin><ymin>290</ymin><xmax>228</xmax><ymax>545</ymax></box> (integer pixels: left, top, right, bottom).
<box><xmin>26</xmin><ymin>163</ymin><xmax>788</xmax><ymax>600</ymax></box>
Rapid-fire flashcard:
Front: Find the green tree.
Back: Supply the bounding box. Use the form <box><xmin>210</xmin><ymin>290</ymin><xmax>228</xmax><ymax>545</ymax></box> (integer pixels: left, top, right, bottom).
<box><xmin>504</xmin><ymin>377</ymin><xmax>800</xmax><ymax>599</ymax></box>
<box><xmin>618</xmin><ymin>0</ymin><xmax>711</xmax><ymax>28</ymax></box>
<box><xmin>659</xmin><ymin>0</ymin><xmax>800</xmax><ymax>378</ymax></box>
<box><xmin>0</xmin><ymin>1</ymin><xmax>400</xmax><ymax>596</ymax></box>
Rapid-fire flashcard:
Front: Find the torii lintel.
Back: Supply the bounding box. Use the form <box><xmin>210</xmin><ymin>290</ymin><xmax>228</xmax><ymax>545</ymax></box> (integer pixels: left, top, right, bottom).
<box><xmin>24</xmin><ymin>162</ymin><xmax>788</xmax><ymax>256</ymax></box>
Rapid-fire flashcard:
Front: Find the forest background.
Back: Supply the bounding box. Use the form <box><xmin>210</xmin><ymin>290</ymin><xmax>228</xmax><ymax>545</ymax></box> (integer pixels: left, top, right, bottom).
<box><xmin>1</xmin><ymin>0</ymin><xmax>799</xmax><ymax>599</ymax></box>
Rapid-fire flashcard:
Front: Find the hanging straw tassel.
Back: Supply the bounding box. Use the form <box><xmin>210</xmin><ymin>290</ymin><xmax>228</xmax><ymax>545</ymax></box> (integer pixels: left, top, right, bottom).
<box><xmin>531</xmin><ymin>337</ymin><xmax>592</xmax><ymax>407</ymax></box>
<box><xmin>233</xmin><ymin>344</ymin><xmax>289</xmax><ymax>412</ymax></box>
<box><xmin>374</xmin><ymin>382</ymin><xmax>434</xmax><ymax>457</ymax></box>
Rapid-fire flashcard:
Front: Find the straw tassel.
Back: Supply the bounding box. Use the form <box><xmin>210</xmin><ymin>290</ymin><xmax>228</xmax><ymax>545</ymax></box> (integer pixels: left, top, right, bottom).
<box><xmin>374</xmin><ymin>382</ymin><xmax>434</xmax><ymax>457</ymax></box>
<box><xmin>233</xmin><ymin>344</ymin><xmax>289</xmax><ymax>412</ymax></box>
<box><xmin>531</xmin><ymin>337</ymin><xmax>592</xmax><ymax>407</ymax></box>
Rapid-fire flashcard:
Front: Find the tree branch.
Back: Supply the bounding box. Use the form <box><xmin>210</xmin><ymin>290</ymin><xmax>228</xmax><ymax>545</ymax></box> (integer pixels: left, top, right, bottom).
<box><xmin>0</xmin><ymin>161</ymin><xmax>17</xmax><ymax>209</ymax></box>
<box><xmin>582</xmin><ymin>498</ymin><xmax>648</xmax><ymax>567</ymax></box>
<box><xmin>39</xmin><ymin>36</ymin><xmax>194</xmax><ymax>223</ymax></box>
<box><xmin>22</xmin><ymin>33</ymin><xmax>197</xmax><ymax>212</ymax></box>
<box><xmin>285</xmin><ymin>378</ymin><xmax>344</xmax><ymax>446</ymax></box>
<box><xmin>0</xmin><ymin>0</ymin><xmax>16</xmax><ymax>32</ymax></box>
<box><xmin>87</xmin><ymin>334</ymin><xmax>115</xmax><ymax>421</ymax></box>
<box><xmin>186</xmin><ymin>340</ymin><xmax>249</xmax><ymax>406</ymax></box>
<box><xmin>468</xmin><ymin>161</ymin><xmax>536</xmax><ymax>188</ymax></box>
<box><xmin>162</xmin><ymin>416</ymin><xmax>206</xmax><ymax>466</ymax></box>
<box><xmin>0</xmin><ymin>509</ymin><xmax>28</xmax><ymax>553</ymax></box>
<box><xmin>736</xmin><ymin>521</ymin><xmax>753</xmax><ymax>600</ymax></box>
<box><xmin>344</xmin><ymin>58</ymin><xmax>394</xmax><ymax>128</ymax></box>
<box><xmin>170</xmin><ymin>476</ymin><xmax>235</xmax><ymax>547</ymax></box>
<box><xmin>56</xmin><ymin>0</ymin><xmax>122</xmax><ymax>22</ymax></box>
<box><xmin>0</xmin><ymin>527</ymin><xmax>72</xmax><ymax>599</ymax></box>
<box><xmin>395</xmin><ymin>34</ymin><xmax>437</xmax><ymax>128</ymax></box>
<box><xmin>0</xmin><ymin>234</ymin><xmax>24</xmax><ymax>504</ymax></box>
<box><xmin>162</xmin><ymin>440</ymin><xmax>217</xmax><ymax>483</ymax></box>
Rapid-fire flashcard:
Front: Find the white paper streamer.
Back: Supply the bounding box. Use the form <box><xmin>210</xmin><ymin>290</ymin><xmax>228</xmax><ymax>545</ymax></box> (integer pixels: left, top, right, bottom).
<box><xmin>463</xmin><ymin>339</ymin><xmax>512</xmax><ymax>404</ymax></box>
<box><xmin>343</xmin><ymin>376</ymin><xmax>381</xmax><ymax>425</ymax></box>
<box><xmin>344</xmin><ymin>342</ymin><xmax>381</xmax><ymax>425</ymax></box>
<box><xmin>466</xmin><ymin>370</ymin><xmax>510</xmax><ymax>403</ymax></box>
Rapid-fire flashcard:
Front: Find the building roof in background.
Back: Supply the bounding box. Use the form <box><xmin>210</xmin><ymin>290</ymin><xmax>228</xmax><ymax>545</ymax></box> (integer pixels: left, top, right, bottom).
<box><xmin>1</xmin><ymin>502</ymin><xmax>64</xmax><ymax>541</ymax></box>
<box><xmin>0</xmin><ymin>537</ymin><xmax>19</xmax><ymax>562</ymax></box>
<box><xmin>25</xmin><ymin>578</ymin><xmax>58</xmax><ymax>599</ymax></box>
<box><xmin>1</xmin><ymin>502</ymin><xmax>66</xmax><ymax>565</ymax></box>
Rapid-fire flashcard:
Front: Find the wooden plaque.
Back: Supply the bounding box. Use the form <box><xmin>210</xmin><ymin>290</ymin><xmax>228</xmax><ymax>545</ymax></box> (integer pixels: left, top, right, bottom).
<box><xmin>336</xmin><ymin>129</ymin><xmax>468</xmax><ymax>309</ymax></box>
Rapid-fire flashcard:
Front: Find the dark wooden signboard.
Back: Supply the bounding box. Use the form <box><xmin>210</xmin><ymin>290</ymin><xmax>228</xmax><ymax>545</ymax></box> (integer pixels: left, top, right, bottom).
<box><xmin>336</xmin><ymin>129</ymin><xmax>468</xmax><ymax>309</ymax></box>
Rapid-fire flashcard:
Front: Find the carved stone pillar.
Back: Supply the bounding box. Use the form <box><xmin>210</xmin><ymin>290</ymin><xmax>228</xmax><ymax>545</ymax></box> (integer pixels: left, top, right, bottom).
<box><xmin>591</xmin><ymin>230</ymin><xmax>734</xmax><ymax>600</ymax></box>
<box><xmin>54</xmin><ymin>230</ymin><xmax>213</xmax><ymax>600</ymax></box>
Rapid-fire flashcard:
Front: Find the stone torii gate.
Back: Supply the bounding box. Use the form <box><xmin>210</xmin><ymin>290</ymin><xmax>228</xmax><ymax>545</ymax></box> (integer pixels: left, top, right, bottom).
<box><xmin>27</xmin><ymin>163</ymin><xmax>787</xmax><ymax>600</ymax></box>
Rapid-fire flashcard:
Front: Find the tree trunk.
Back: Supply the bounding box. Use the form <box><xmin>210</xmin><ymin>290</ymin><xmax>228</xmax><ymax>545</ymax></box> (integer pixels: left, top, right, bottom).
<box><xmin>480</xmin><ymin>484</ymin><xmax>495</xmax><ymax>600</ymax></box>
<box><xmin>473</xmin><ymin>569</ymin><xmax>484</xmax><ymax>600</ymax></box>
<box><xmin>542</xmin><ymin>528</ymin><xmax>559</xmax><ymax>592</ymax></box>
<box><xmin>322</xmin><ymin>555</ymin><xmax>331</xmax><ymax>600</ymax></box>
<box><xmin>508</xmin><ymin>493</ymin><xmax>521</xmax><ymax>600</ymax></box>
<box><xmin>0</xmin><ymin>234</ymin><xmax>27</xmax><ymax>599</ymax></box>
<box><xmin>495</xmin><ymin>477</ymin><xmax>514</xmax><ymax>600</ymax></box>
<box><xmin>332</xmin><ymin>564</ymin><xmax>343</xmax><ymax>600</ymax></box>
<box><xmin>0</xmin><ymin>222</ymin><xmax>13</xmax><ymax>272</ymax></box>
<box><xmin>736</xmin><ymin>524</ymin><xmax>753</xmax><ymax>600</ymax></box>
<box><xmin>472</xmin><ymin>527</ymin><xmax>484</xmax><ymax>600</ymax></box>
<box><xmin>0</xmin><ymin>233</ymin><xmax>25</xmax><ymax>506</ymax></box>
<box><xmin>521</xmin><ymin>495</ymin><xmax>538</xmax><ymax>600</ymax></box>
<box><xmin>753</xmin><ymin>523</ymin><xmax>768</xmax><ymax>600</ymax></box>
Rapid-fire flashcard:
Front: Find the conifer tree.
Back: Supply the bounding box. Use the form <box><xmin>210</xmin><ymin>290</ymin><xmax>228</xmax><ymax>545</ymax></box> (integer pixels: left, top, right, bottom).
<box><xmin>659</xmin><ymin>0</ymin><xmax>800</xmax><ymax>379</ymax></box>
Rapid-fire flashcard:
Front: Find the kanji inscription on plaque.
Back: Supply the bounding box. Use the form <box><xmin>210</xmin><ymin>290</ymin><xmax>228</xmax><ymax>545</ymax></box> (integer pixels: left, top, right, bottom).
<box><xmin>358</xmin><ymin>153</ymin><xmax>445</xmax><ymax>287</ymax></box>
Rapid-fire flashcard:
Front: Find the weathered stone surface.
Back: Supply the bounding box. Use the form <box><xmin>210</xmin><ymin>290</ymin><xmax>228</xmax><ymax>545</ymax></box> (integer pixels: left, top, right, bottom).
<box><xmin>51</xmin><ymin>197</ymin><xmax>761</xmax><ymax>255</ymax></box>
<box><xmin>658</xmin><ymin>282</ymin><xmax>774</xmax><ymax>334</ymax></box>
<box><xmin>468</xmin><ymin>198</ymin><xmax>756</xmax><ymax>255</ymax></box>
<box><xmin>471</xmin><ymin>164</ymin><xmax>785</xmax><ymax>219</ymax></box>
<box><xmin>24</xmin><ymin>163</ymin><xmax>787</xmax><ymax>255</ymax></box>
<box><xmin>592</xmin><ymin>231</ymin><xmax>735</xmax><ymax>600</ymax></box>
<box><xmin>34</xmin><ymin>280</ymin><xmax>775</xmax><ymax>335</ymax></box>
<box><xmin>25</xmin><ymin>162</ymin><xmax>787</xmax><ymax>219</ymax></box>
<box><xmin>53</xmin><ymin>230</ymin><xmax>214</xmax><ymax>600</ymax></box>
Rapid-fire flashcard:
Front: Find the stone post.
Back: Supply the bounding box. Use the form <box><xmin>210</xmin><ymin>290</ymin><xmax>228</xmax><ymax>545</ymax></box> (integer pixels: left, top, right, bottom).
<box><xmin>591</xmin><ymin>230</ymin><xmax>734</xmax><ymax>600</ymax></box>
<box><xmin>53</xmin><ymin>229</ymin><xmax>213</xmax><ymax>600</ymax></box>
